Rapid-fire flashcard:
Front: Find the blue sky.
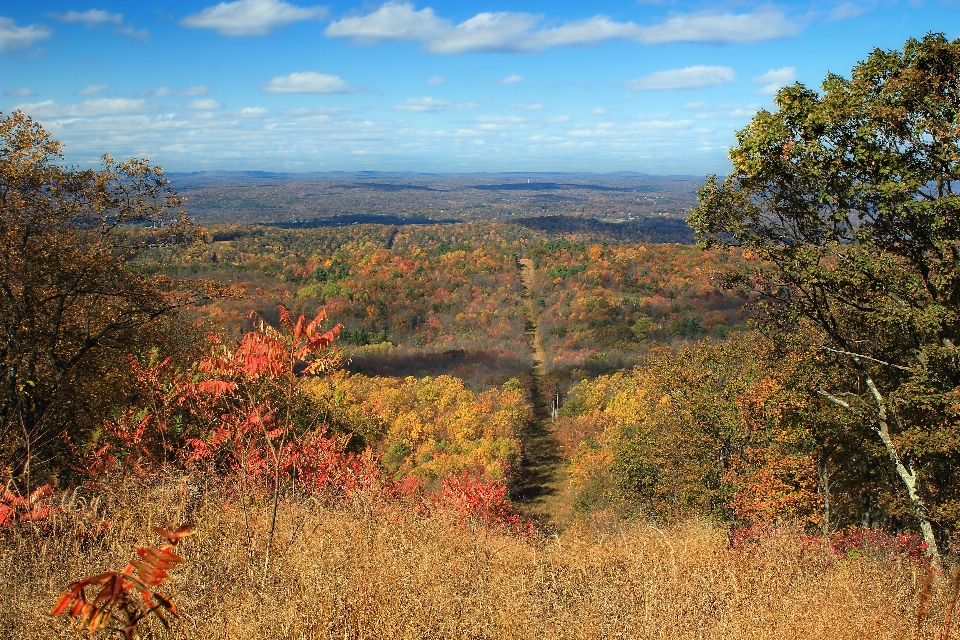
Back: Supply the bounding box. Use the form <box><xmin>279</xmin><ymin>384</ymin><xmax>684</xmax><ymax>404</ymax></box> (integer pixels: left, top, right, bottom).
<box><xmin>0</xmin><ymin>1</ymin><xmax>956</xmax><ymax>174</ymax></box>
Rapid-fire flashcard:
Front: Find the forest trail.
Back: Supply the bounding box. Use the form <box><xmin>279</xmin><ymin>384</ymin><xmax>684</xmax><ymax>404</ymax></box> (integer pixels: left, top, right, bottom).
<box><xmin>513</xmin><ymin>258</ymin><xmax>571</xmax><ymax>529</ymax></box>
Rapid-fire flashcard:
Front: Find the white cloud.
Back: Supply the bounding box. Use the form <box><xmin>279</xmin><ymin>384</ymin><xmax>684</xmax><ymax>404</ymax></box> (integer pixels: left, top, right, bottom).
<box><xmin>186</xmin><ymin>99</ymin><xmax>222</xmax><ymax>110</ymax></box>
<box><xmin>753</xmin><ymin>66</ymin><xmax>796</xmax><ymax>94</ymax></box>
<box><xmin>626</xmin><ymin>66</ymin><xmax>735</xmax><ymax>90</ymax></box>
<box><xmin>13</xmin><ymin>98</ymin><xmax>152</xmax><ymax>118</ymax></box>
<box><xmin>426</xmin><ymin>75</ymin><xmax>445</xmax><ymax>85</ymax></box>
<box><xmin>684</xmin><ymin>101</ymin><xmax>709</xmax><ymax>110</ymax></box>
<box><xmin>626</xmin><ymin>119</ymin><xmax>694</xmax><ymax>130</ymax></box>
<box><xmin>240</xmin><ymin>107</ymin><xmax>269</xmax><ymax>117</ymax></box>
<box><xmin>828</xmin><ymin>3</ymin><xmax>870</xmax><ymax>21</ymax></box>
<box><xmin>281</xmin><ymin>107</ymin><xmax>356</xmax><ymax>116</ymax></box>
<box><xmin>498</xmin><ymin>75</ymin><xmax>524</xmax><ymax>84</ymax></box>
<box><xmin>182</xmin><ymin>0</ymin><xmax>328</xmax><ymax>36</ymax></box>
<box><xmin>76</xmin><ymin>84</ymin><xmax>110</xmax><ymax>96</ymax></box>
<box><xmin>0</xmin><ymin>17</ymin><xmax>53</xmax><ymax>53</ymax></box>
<box><xmin>393</xmin><ymin>97</ymin><xmax>478</xmax><ymax>112</ymax></box>
<box><xmin>630</xmin><ymin>9</ymin><xmax>801</xmax><ymax>45</ymax></box>
<box><xmin>4</xmin><ymin>87</ymin><xmax>36</xmax><ymax>97</ymax></box>
<box><xmin>511</xmin><ymin>102</ymin><xmax>543</xmax><ymax>111</ymax></box>
<box><xmin>478</xmin><ymin>115</ymin><xmax>526</xmax><ymax>123</ymax></box>
<box><xmin>261</xmin><ymin>72</ymin><xmax>353</xmax><ymax>93</ymax></box>
<box><xmin>325</xmin><ymin>2</ymin><xmax>447</xmax><ymax>43</ymax></box>
<box><xmin>155</xmin><ymin>86</ymin><xmax>211</xmax><ymax>98</ymax></box>
<box><xmin>568</xmin><ymin>122</ymin><xmax>617</xmax><ymax>137</ymax></box>
<box><xmin>476</xmin><ymin>115</ymin><xmax>536</xmax><ymax>131</ymax></box>
<box><xmin>546</xmin><ymin>115</ymin><xmax>570</xmax><ymax>123</ymax></box>
<box><xmin>588</xmin><ymin>108</ymin><xmax>608</xmax><ymax>116</ymax></box>
<box><xmin>52</xmin><ymin>10</ymin><xmax>123</xmax><ymax>25</ymax></box>
<box><xmin>753</xmin><ymin>67</ymin><xmax>796</xmax><ymax>84</ymax></box>
<box><xmin>50</xmin><ymin>9</ymin><xmax>147</xmax><ymax>39</ymax></box>
<box><xmin>325</xmin><ymin>2</ymin><xmax>803</xmax><ymax>54</ymax></box>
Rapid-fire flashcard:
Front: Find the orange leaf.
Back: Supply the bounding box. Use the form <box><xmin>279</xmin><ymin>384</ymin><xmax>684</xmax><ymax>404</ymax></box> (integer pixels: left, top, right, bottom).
<box><xmin>49</xmin><ymin>593</ymin><xmax>72</xmax><ymax>617</ymax></box>
<box><xmin>153</xmin><ymin>591</ymin><xmax>177</xmax><ymax>613</ymax></box>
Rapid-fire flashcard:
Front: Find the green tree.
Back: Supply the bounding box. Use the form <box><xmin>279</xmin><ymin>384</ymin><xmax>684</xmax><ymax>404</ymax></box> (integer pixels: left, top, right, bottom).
<box><xmin>689</xmin><ymin>34</ymin><xmax>960</xmax><ymax>559</ymax></box>
<box><xmin>0</xmin><ymin>111</ymin><xmax>203</xmax><ymax>484</ymax></box>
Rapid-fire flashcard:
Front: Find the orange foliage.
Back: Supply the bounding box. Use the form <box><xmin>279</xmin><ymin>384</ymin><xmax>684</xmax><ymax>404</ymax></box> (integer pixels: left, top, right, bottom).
<box><xmin>50</xmin><ymin>524</ymin><xmax>195</xmax><ymax>638</ymax></box>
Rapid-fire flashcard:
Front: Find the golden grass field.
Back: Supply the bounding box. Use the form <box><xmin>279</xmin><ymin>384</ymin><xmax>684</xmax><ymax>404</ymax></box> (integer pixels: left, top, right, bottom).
<box><xmin>1</xmin><ymin>476</ymin><xmax>956</xmax><ymax>639</ymax></box>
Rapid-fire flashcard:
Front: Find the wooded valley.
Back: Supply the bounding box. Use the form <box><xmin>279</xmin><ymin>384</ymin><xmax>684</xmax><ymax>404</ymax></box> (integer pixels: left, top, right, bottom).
<box><xmin>2</xmin><ymin>33</ymin><xmax>959</xmax><ymax>639</ymax></box>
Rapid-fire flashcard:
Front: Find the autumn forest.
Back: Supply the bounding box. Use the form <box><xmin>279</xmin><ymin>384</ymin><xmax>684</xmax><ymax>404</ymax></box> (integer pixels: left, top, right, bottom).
<box><xmin>2</xmin><ymin>34</ymin><xmax>960</xmax><ymax>640</ymax></box>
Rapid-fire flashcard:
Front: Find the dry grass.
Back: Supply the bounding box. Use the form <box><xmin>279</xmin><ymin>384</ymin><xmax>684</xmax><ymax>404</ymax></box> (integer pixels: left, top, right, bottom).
<box><xmin>0</xmin><ymin>476</ymin><xmax>955</xmax><ymax>639</ymax></box>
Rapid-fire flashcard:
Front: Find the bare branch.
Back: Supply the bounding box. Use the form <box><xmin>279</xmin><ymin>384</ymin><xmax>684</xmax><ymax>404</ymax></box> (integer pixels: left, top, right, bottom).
<box><xmin>814</xmin><ymin>346</ymin><xmax>913</xmax><ymax>371</ymax></box>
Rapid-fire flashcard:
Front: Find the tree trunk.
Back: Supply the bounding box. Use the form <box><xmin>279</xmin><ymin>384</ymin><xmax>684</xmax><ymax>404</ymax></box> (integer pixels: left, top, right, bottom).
<box><xmin>861</xmin><ymin>368</ymin><xmax>941</xmax><ymax>564</ymax></box>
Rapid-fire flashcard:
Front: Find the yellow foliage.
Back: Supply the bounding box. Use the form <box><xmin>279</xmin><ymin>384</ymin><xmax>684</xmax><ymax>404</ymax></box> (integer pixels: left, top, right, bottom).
<box><xmin>560</xmin><ymin>336</ymin><xmax>824</xmax><ymax>525</ymax></box>
<box><xmin>305</xmin><ymin>374</ymin><xmax>528</xmax><ymax>479</ymax></box>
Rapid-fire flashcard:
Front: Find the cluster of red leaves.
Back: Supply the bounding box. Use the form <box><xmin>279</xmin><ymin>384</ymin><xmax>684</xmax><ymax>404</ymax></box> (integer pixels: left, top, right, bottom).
<box><xmin>729</xmin><ymin>524</ymin><xmax>931</xmax><ymax>567</ymax></box>
<box><xmin>287</xmin><ymin>435</ymin><xmax>381</xmax><ymax>503</ymax></box>
<box><xmin>430</xmin><ymin>471</ymin><xmax>536</xmax><ymax>537</ymax></box>
<box><xmin>50</xmin><ymin>525</ymin><xmax>195</xmax><ymax>639</ymax></box>
<box><xmin>0</xmin><ymin>484</ymin><xmax>58</xmax><ymax>527</ymax></box>
<box><xmin>814</xmin><ymin>527</ymin><xmax>931</xmax><ymax>566</ymax></box>
<box><xmin>74</xmin><ymin>354</ymin><xmax>193</xmax><ymax>482</ymax></box>
<box><xmin>181</xmin><ymin>308</ymin><xmax>348</xmax><ymax>504</ymax></box>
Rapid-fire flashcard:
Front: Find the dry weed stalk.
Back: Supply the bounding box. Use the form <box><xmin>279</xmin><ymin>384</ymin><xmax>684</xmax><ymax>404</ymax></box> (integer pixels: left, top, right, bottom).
<box><xmin>938</xmin><ymin>567</ymin><xmax>960</xmax><ymax>640</ymax></box>
<box><xmin>917</xmin><ymin>570</ymin><xmax>936</xmax><ymax>640</ymax></box>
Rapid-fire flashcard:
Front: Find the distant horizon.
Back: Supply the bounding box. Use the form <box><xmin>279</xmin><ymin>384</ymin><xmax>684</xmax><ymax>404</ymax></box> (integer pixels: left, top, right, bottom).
<box><xmin>164</xmin><ymin>169</ymin><xmax>702</xmax><ymax>177</ymax></box>
<box><xmin>2</xmin><ymin>1</ymin><xmax>956</xmax><ymax>174</ymax></box>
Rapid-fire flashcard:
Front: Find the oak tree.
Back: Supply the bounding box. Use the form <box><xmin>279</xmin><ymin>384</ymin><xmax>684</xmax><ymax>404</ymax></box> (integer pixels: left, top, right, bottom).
<box><xmin>689</xmin><ymin>34</ymin><xmax>960</xmax><ymax>559</ymax></box>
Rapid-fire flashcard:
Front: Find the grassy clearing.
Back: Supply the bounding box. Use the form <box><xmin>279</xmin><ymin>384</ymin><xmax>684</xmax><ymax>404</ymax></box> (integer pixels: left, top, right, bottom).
<box><xmin>1</xmin><ymin>476</ymin><xmax>955</xmax><ymax>639</ymax></box>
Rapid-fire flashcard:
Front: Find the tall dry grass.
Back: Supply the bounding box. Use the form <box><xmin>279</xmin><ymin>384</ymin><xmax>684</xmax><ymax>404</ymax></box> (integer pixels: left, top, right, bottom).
<box><xmin>0</xmin><ymin>475</ymin><xmax>955</xmax><ymax>639</ymax></box>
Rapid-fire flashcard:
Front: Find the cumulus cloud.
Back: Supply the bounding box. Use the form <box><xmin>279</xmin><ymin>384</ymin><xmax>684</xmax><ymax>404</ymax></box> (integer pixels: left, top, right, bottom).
<box><xmin>261</xmin><ymin>72</ymin><xmax>353</xmax><ymax>93</ymax></box>
<box><xmin>393</xmin><ymin>97</ymin><xmax>478</xmax><ymax>112</ymax></box>
<box><xmin>52</xmin><ymin>9</ymin><xmax>123</xmax><ymax>25</ymax></box>
<box><xmin>186</xmin><ymin>99</ymin><xmax>222</xmax><ymax>110</ymax></box>
<box><xmin>76</xmin><ymin>84</ymin><xmax>110</xmax><ymax>96</ymax></box>
<box><xmin>155</xmin><ymin>86</ymin><xmax>211</xmax><ymax>97</ymax></box>
<box><xmin>498</xmin><ymin>75</ymin><xmax>524</xmax><ymax>84</ymax></box>
<box><xmin>626</xmin><ymin>66</ymin><xmax>735</xmax><ymax>90</ymax></box>
<box><xmin>0</xmin><ymin>17</ymin><xmax>53</xmax><ymax>53</ymax></box>
<box><xmin>426</xmin><ymin>75</ymin><xmax>445</xmax><ymax>85</ymax></box>
<box><xmin>588</xmin><ymin>108</ymin><xmax>608</xmax><ymax>116</ymax></box>
<box><xmin>12</xmin><ymin>98</ymin><xmax>152</xmax><ymax>118</ymax></box>
<box><xmin>240</xmin><ymin>107</ymin><xmax>269</xmax><ymax>117</ymax></box>
<box><xmin>4</xmin><ymin>87</ymin><xmax>36</xmax><ymax>97</ymax></box>
<box><xmin>182</xmin><ymin>0</ymin><xmax>328</xmax><ymax>36</ymax></box>
<box><xmin>753</xmin><ymin>66</ymin><xmax>796</xmax><ymax>94</ymax></box>
<box><xmin>325</xmin><ymin>2</ymin><xmax>446</xmax><ymax>43</ymax></box>
<box><xmin>325</xmin><ymin>2</ymin><xmax>803</xmax><ymax>54</ymax></box>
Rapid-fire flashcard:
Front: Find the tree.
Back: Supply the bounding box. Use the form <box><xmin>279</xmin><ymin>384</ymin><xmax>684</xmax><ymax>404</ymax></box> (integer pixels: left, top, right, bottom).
<box><xmin>0</xmin><ymin>111</ymin><xmax>204</xmax><ymax>484</ymax></box>
<box><xmin>689</xmin><ymin>34</ymin><xmax>960</xmax><ymax>560</ymax></box>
